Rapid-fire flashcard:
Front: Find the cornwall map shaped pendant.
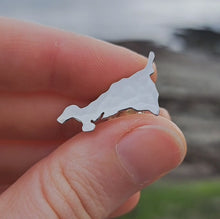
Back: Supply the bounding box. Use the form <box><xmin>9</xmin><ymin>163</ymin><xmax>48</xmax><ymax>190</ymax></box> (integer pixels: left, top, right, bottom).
<box><xmin>57</xmin><ymin>51</ymin><xmax>159</xmax><ymax>132</ymax></box>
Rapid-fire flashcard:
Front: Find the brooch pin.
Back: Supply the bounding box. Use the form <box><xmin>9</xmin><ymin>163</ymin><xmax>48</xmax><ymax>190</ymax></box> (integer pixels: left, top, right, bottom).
<box><xmin>57</xmin><ymin>51</ymin><xmax>159</xmax><ymax>132</ymax></box>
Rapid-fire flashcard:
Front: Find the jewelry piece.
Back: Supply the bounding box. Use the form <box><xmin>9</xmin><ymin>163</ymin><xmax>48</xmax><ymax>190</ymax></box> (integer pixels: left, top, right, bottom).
<box><xmin>57</xmin><ymin>51</ymin><xmax>159</xmax><ymax>132</ymax></box>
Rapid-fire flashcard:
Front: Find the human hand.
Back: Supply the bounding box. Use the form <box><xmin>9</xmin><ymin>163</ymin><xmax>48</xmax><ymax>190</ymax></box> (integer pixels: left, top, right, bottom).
<box><xmin>0</xmin><ymin>17</ymin><xmax>187</xmax><ymax>218</ymax></box>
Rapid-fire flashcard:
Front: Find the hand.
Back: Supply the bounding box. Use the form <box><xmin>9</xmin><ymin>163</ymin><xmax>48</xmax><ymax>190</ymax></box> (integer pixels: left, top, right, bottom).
<box><xmin>0</xmin><ymin>17</ymin><xmax>187</xmax><ymax>219</ymax></box>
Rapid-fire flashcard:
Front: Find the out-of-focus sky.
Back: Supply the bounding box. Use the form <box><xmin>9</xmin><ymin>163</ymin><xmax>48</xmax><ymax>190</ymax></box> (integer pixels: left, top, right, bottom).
<box><xmin>0</xmin><ymin>0</ymin><xmax>220</xmax><ymax>47</ymax></box>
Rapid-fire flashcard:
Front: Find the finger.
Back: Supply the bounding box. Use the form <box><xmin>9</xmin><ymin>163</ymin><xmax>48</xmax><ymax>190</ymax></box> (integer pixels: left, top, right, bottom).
<box><xmin>0</xmin><ymin>140</ymin><xmax>60</xmax><ymax>185</ymax></box>
<box><xmin>0</xmin><ymin>92</ymin><xmax>81</xmax><ymax>140</ymax></box>
<box><xmin>0</xmin><ymin>114</ymin><xmax>186</xmax><ymax>218</ymax></box>
<box><xmin>110</xmin><ymin>192</ymin><xmax>140</xmax><ymax>218</ymax></box>
<box><xmin>0</xmin><ymin>108</ymin><xmax>171</xmax><ymax>184</ymax></box>
<box><xmin>0</xmin><ymin>17</ymin><xmax>157</xmax><ymax>101</ymax></box>
<box><xmin>159</xmin><ymin>107</ymin><xmax>171</xmax><ymax>120</ymax></box>
<box><xmin>0</xmin><ymin>185</ymin><xmax>9</xmax><ymax>194</ymax></box>
<box><xmin>0</xmin><ymin>90</ymin><xmax>168</xmax><ymax>140</ymax></box>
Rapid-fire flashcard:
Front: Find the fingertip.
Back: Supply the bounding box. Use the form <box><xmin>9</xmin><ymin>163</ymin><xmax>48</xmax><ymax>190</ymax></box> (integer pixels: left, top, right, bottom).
<box><xmin>159</xmin><ymin>107</ymin><xmax>171</xmax><ymax>120</ymax></box>
<box><xmin>97</xmin><ymin>113</ymin><xmax>187</xmax><ymax>165</ymax></box>
<box><xmin>110</xmin><ymin>192</ymin><xmax>140</xmax><ymax>218</ymax></box>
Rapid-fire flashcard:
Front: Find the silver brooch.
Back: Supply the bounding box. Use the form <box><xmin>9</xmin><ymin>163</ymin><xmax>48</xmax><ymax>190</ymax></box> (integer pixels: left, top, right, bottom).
<box><xmin>57</xmin><ymin>51</ymin><xmax>159</xmax><ymax>132</ymax></box>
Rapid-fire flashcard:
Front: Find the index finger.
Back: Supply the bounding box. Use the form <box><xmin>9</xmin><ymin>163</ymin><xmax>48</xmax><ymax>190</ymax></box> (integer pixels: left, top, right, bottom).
<box><xmin>0</xmin><ymin>17</ymin><xmax>157</xmax><ymax>102</ymax></box>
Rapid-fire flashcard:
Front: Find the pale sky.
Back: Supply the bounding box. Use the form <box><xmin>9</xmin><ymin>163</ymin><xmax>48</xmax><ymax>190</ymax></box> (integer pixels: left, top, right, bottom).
<box><xmin>0</xmin><ymin>0</ymin><xmax>219</xmax><ymax>46</ymax></box>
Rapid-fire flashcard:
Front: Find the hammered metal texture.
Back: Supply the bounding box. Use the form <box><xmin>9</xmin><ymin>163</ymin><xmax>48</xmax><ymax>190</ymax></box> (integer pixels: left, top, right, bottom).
<box><xmin>57</xmin><ymin>51</ymin><xmax>159</xmax><ymax>132</ymax></box>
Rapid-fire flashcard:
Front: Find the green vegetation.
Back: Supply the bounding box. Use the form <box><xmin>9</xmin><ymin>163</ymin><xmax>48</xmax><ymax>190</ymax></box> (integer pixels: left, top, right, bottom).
<box><xmin>119</xmin><ymin>180</ymin><xmax>220</xmax><ymax>219</ymax></box>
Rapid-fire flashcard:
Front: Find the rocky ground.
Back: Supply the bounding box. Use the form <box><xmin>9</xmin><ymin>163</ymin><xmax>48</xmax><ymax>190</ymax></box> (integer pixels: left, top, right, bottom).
<box><xmin>114</xmin><ymin>40</ymin><xmax>220</xmax><ymax>179</ymax></box>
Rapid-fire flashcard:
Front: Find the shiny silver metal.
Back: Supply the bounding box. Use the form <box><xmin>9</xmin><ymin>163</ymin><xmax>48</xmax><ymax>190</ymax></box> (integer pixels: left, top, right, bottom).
<box><xmin>57</xmin><ymin>51</ymin><xmax>159</xmax><ymax>132</ymax></box>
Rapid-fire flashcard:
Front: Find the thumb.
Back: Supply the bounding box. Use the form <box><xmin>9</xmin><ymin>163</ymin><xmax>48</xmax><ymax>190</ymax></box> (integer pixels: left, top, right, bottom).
<box><xmin>0</xmin><ymin>114</ymin><xmax>186</xmax><ymax>219</ymax></box>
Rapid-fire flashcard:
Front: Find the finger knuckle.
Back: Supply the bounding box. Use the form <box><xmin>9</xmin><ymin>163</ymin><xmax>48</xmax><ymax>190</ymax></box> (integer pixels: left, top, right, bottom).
<box><xmin>39</xmin><ymin>159</ymin><xmax>107</xmax><ymax>219</ymax></box>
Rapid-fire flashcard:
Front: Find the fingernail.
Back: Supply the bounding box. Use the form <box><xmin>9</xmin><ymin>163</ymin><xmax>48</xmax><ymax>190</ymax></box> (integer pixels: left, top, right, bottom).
<box><xmin>116</xmin><ymin>125</ymin><xmax>186</xmax><ymax>185</ymax></box>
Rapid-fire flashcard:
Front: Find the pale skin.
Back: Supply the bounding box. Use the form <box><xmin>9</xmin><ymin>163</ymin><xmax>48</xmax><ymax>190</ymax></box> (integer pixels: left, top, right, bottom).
<box><xmin>0</xmin><ymin>17</ymin><xmax>187</xmax><ymax>219</ymax></box>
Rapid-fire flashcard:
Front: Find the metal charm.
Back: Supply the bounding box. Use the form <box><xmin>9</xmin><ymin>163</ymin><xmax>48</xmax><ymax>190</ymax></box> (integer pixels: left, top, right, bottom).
<box><xmin>57</xmin><ymin>51</ymin><xmax>159</xmax><ymax>132</ymax></box>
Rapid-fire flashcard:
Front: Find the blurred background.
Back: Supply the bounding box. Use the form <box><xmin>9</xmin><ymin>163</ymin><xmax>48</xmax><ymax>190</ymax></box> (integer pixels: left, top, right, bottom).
<box><xmin>1</xmin><ymin>0</ymin><xmax>219</xmax><ymax>218</ymax></box>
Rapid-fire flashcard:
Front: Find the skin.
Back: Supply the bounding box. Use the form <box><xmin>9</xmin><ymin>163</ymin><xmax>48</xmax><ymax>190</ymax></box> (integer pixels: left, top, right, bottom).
<box><xmin>0</xmin><ymin>17</ymin><xmax>187</xmax><ymax>219</ymax></box>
